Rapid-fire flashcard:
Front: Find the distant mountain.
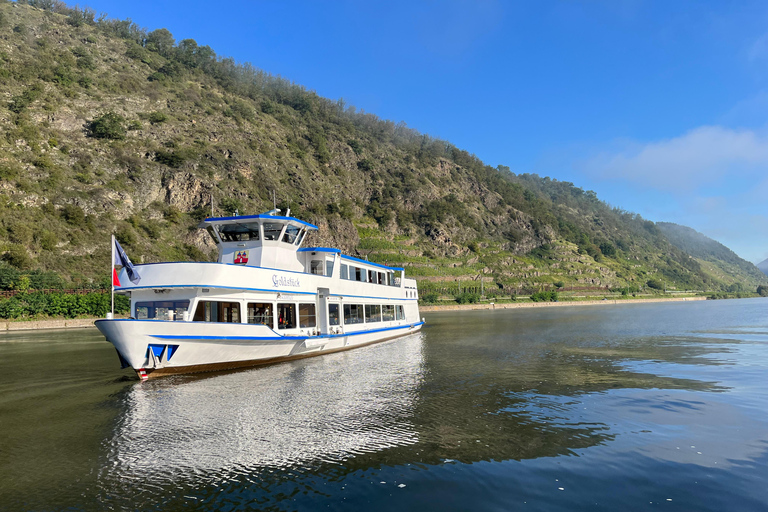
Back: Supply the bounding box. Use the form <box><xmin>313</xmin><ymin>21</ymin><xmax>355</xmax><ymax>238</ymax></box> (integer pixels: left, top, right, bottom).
<box><xmin>657</xmin><ymin>223</ymin><xmax>768</xmax><ymax>288</ymax></box>
<box><xmin>758</xmin><ymin>258</ymin><xmax>768</xmax><ymax>276</ymax></box>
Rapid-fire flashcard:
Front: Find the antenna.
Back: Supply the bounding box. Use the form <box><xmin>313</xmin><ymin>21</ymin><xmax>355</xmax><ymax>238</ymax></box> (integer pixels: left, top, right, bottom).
<box><xmin>211</xmin><ymin>194</ymin><xmax>214</xmax><ymax>217</ymax></box>
<box><xmin>272</xmin><ymin>190</ymin><xmax>276</xmax><ymax>211</ymax></box>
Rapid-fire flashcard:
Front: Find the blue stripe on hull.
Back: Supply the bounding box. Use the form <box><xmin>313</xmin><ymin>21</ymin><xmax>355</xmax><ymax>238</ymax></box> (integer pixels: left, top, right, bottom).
<box><xmin>149</xmin><ymin>322</ymin><xmax>424</xmax><ymax>342</ymax></box>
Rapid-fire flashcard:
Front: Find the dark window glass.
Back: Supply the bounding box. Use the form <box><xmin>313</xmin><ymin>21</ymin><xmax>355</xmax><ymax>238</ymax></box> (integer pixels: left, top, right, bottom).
<box><xmin>192</xmin><ymin>301</ymin><xmax>240</xmax><ymax>323</ymax></box>
<box><xmin>365</xmin><ymin>304</ymin><xmax>381</xmax><ymax>323</ymax></box>
<box><xmin>135</xmin><ymin>300</ymin><xmax>189</xmax><ymax>321</ymax></box>
<box><xmin>329</xmin><ymin>304</ymin><xmax>340</xmax><ymax>325</ymax></box>
<box><xmin>299</xmin><ymin>303</ymin><xmax>316</xmax><ymax>328</ymax></box>
<box><xmin>216</xmin><ymin>223</ymin><xmax>260</xmax><ymax>242</ymax></box>
<box><xmin>247</xmin><ymin>302</ymin><xmax>273</xmax><ymax>327</ymax></box>
<box><xmin>277</xmin><ymin>303</ymin><xmax>296</xmax><ymax>329</ymax></box>
<box><xmin>282</xmin><ymin>225</ymin><xmax>300</xmax><ymax>244</ymax></box>
<box><xmin>340</xmin><ymin>264</ymin><xmax>348</xmax><ymax>280</ymax></box>
<box><xmin>343</xmin><ymin>304</ymin><xmax>364</xmax><ymax>324</ymax></box>
<box><xmin>263</xmin><ymin>222</ymin><xmax>283</xmax><ymax>241</ymax></box>
<box><xmin>382</xmin><ymin>304</ymin><xmax>395</xmax><ymax>321</ymax></box>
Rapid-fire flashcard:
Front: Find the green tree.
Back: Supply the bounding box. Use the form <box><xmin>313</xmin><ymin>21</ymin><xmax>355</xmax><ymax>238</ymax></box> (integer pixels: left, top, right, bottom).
<box><xmin>758</xmin><ymin>285</ymin><xmax>768</xmax><ymax>297</ymax></box>
<box><xmin>145</xmin><ymin>28</ymin><xmax>175</xmax><ymax>57</ymax></box>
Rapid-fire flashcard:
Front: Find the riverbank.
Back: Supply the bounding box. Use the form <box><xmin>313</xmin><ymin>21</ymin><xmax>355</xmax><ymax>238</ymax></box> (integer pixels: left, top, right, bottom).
<box><xmin>0</xmin><ymin>318</ymin><xmax>98</xmax><ymax>333</ymax></box>
<box><xmin>419</xmin><ymin>295</ymin><xmax>707</xmax><ymax>312</ymax></box>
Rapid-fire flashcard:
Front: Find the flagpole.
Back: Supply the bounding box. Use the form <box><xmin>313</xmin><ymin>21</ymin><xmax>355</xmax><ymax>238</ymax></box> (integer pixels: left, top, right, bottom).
<box><xmin>111</xmin><ymin>233</ymin><xmax>115</xmax><ymax>318</ymax></box>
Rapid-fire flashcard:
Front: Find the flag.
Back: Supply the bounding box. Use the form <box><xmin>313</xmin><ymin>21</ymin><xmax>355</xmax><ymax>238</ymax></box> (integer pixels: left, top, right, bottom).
<box><xmin>112</xmin><ymin>267</ymin><xmax>121</xmax><ymax>287</ymax></box>
<box><xmin>113</xmin><ymin>238</ymin><xmax>141</xmax><ymax>285</ymax></box>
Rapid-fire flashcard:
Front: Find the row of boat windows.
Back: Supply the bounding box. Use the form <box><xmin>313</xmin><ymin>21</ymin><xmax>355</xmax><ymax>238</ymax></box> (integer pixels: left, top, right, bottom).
<box><xmin>339</xmin><ymin>264</ymin><xmax>396</xmax><ymax>286</ymax></box>
<box><xmin>135</xmin><ymin>300</ymin><xmax>406</xmax><ymax>328</ymax></box>
<box><xmin>210</xmin><ymin>222</ymin><xmax>306</xmax><ymax>245</ymax></box>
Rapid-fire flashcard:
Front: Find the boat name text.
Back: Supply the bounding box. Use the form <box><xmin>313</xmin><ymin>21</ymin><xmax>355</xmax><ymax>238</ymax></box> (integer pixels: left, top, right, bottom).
<box><xmin>273</xmin><ymin>275</ymin><xmax>301</xmax><ymax>288</ymax></box>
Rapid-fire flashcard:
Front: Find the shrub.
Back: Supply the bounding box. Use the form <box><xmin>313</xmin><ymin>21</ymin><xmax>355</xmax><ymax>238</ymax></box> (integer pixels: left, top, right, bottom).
<box><xmin>646</xmin><ymin>279</ymin><xmax>663</xmax><ymax>290</ymax></box>
<box><xmin>0</xmin><ymin>292</ymin><xmax>129</xmax><ymax>319</ymax></box>
<box><xmin>148</xmin><ymin>111</ymin><xmax>167</xmax><ymax>124</ymax></box>
<box><xmin>421</xmin><ymin>292</ymin><xmax>439</xmax><ymax>303</ymax></box>
<box><xmin>154</xmin><ymin>150</ymin><xmax>185</xmax><ymax>168</ymax></box>
<box><xmin>88</xmin><ymin>112</ymin><xmax>126</xmax><ymax>140</ymax></box>
<box><xmin>757</xmin><ymin>285</ymin><xmax>768</xmax><ymax>297</ymax></box>
<box><xmin>455</xmin><ymin>292</ymin><xmax>480</xmax><ymax>304</ymax></box>
<box><xmin>61</xmin><ymin>204</ymin><xmax>86</xmax><ymax>225</ymax></box>
<box><xmin>530</xmin><ymin>291</ymin><xmax>558</xmax><ymax>302</ymax></box>
<box><xmin>357</xmin><ymin>158</ymin><xmax>374</xmax><ymax>171</ymax></box>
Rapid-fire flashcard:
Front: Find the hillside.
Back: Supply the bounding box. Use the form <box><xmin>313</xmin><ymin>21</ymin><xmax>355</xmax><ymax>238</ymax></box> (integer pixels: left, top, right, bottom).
<box><xmin>657</xmin><ymin>223</ymin><xmax>767</xmax><ymax>291</ymax></box>
<box><xmin>0</xmin><ymin>1</ymin><xmax>764</xmax><ymax>296</ymax></box>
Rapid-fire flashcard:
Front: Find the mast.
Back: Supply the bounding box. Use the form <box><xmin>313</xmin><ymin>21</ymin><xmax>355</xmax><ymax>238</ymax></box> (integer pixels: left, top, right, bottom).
<box><xmin>110</xmin><ymin>233</ymin><xmax>115</xmax><ymax>318</ymax></box>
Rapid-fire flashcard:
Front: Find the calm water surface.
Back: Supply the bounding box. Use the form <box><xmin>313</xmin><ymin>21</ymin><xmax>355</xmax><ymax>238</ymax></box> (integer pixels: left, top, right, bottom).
<box><xmin>1</xmin><ymin>298</ymin><xmax>768</xmax><ymax>511</ymax></box>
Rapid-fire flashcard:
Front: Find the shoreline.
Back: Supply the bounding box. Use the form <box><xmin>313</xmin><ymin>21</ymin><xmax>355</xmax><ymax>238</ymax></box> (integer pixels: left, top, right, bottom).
<box><xmin>0</xmin><ymin>296</ymin><xmax>710</xmax><ymax>332</ymax></box>
<box><xmin>420</xmin><ymin>296</ymin><xmax>707</xmax><ymax>312</ymax></box>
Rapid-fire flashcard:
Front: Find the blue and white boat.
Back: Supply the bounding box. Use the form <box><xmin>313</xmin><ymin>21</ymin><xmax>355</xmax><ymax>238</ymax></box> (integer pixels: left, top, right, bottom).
<box><xmin>96</xmin><ymin>209</ymin><xmax>423</xmax><ymax>380</ymax></box>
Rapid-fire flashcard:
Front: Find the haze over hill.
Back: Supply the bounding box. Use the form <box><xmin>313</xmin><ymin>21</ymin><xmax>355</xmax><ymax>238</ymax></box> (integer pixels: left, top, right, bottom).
<box><xmin>0</xmin><ymin>1</ymin><xmax>765</xmax><ymax>295</ymax></box>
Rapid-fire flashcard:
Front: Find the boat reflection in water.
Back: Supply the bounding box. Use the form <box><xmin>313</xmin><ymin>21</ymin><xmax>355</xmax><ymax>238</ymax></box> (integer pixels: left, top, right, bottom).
<box><xmin>98</xmin><ymin>333</ymin><xmax>425</xmax><ymax>505</ymax></box>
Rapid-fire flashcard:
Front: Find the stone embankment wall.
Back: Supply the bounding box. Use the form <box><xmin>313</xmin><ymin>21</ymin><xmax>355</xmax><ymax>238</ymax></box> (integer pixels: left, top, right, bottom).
<box><xmin>420</xmin><ymin>296</ymin><xmax>707</xmax><ymax>312</ymax></box>
<box><xmin>1</xmin><ymin>318</ymin><xmax>97</xmax><ymax>332</ymax></box>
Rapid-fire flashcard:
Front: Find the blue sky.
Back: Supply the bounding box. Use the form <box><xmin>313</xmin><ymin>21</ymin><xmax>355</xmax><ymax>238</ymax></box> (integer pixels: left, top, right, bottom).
<box><xmin>79</xmin><ymin>0</ymin><xmax>768</xmax><ymax>264</ymax></box>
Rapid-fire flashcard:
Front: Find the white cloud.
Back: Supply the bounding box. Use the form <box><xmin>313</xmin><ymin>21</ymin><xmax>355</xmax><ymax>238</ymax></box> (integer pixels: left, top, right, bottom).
<box><xmin>583</xmin><ymin>126</ymin><xmax>768</xmax><ymax>192</ymax></box>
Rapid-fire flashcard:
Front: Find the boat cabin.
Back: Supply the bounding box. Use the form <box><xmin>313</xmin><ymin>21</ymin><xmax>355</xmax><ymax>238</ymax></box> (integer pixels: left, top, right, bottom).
<box><xmin>200</xmin><ymin>209</ymin><xmax>317</xmax><ymax>272</ymax></box>
<box><xmin>199</xmin><ymin>210</ymin><xmax>403</xmax><ymax>285</ymax></box>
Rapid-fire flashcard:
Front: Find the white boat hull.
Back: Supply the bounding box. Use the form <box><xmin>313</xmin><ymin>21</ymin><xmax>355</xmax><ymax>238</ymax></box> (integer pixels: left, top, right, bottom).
<box><xmin>96</xmin><ymin>318</ymin><xmax>424</xmax><ymax>380</ymax></box>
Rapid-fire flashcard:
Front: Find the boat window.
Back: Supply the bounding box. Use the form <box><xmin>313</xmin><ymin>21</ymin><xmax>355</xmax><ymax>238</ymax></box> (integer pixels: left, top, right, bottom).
<box><xmin>382</xmin><ymin>304</ymin><xmax>395</xmax><ymax>321</ymax></box>
<box><xmin>368</xmin><ymin>270</ymin><xmax>375</xmax><ymax>283</ymax></box>
<box><xmin>355</xmin><ymin>267</ymin><xmax>363</xmax><ymax>282</ymax></box>
<box><xmin>294</xmin><ymin>228</ymin><xmax>306</xmax><ymax>246</ymax></box>
<box><xmin>343</xmin><ymin>304</ymin><xmax>364</xmax><ymax>324</ymax></box>
<box><xmin>247</xmin><ymin>302</ymin><xmax>273</xmax><ymax>327</ymax></box>
<box><xmin>365</xmin><ymin>304</ymin><xmax>381</xmax><ymax>323</ymax></box>
<box><xmin>193</xmin><ymin>301</ymin><xmax>241</xmax><ymax>323</ymax></box>
<box><xmin>206</xmin><ymin>226</ymin><xmax>220</xmax><ymax>245</ymax></box>
<box><xmin>217</xmin><ymin>223</ymin><xmax>260</xmax><ymax>242</ymax></box>
<box><xmin>310</xmin><ymin>260</ymin><xmax>324</xmax><ymax>275</ymax></box>
<box><xmin>326</xmin><ymin>260</ymin><xmax>334</xmax><ymax>278</ymax></box>
<box><xmin>277</xmin><ymin>303</ymin><xmax>296</xmax><ymax>329</ymax></box>
<box><xmin>299</xmin><ymin>303</ymin><xmax>316</xmax><ymax>328</ymax></box>
<box><xmin>396</xmin><ymin>305</ymin><xmax>404</xmax><ymax>320</ymax></box>
<box><xmin>378</xmin><ymin>272</ymin><xmax>384</xmax><ymax>285</ymax></box>
<box><xmin>263</xmin><ymin>222</ymin><xmax>284</xmax><ymax>241</ymax></box>
<box><xmin>282</xmin><ymin>225</ymin><xmax>300</xmax><ymax>244</ymax></box>
<box><xmin>329</xmin><ymin>304</ymin><xmax>340</xmax><ymax>326</ymax></box>
<box><xmin>340</xmin><ymin>264</ymin><xmax>348</xmax><ymax>280</ymax></box>
<box><xmin>135</xmin><ymin>300</ymin><xmax>189</xmax><ymax>321</ymax></box>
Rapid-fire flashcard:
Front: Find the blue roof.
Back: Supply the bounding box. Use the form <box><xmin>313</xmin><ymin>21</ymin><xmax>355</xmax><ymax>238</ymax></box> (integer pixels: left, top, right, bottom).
<box><xmin>341</xmin><ymin>254</ymin><xmax>402</xmax><ymax>272</ymax></box>
<box><xmin>297</xmin><ymin>247</ymin><xmax>341</xmax><ymax>253</ymax></box>
<box><xmin>201</xmin><ymin>214</ymin><xmax>318</xmax><ymax>230</ymax></box>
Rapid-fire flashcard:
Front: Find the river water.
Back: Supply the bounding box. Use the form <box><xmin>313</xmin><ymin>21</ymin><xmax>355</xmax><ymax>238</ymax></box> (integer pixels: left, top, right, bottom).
<box><xmin>1</xmin><ymin>298</ymin><xmax>767</xmax><ymax>511</ymax></box>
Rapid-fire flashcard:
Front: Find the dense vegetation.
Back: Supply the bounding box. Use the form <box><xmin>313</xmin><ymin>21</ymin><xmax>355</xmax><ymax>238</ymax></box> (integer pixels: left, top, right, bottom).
<box><xmin>0</xmin><ymin>0</ymin><xmax>765</xmax><ymax>315</ymax></box>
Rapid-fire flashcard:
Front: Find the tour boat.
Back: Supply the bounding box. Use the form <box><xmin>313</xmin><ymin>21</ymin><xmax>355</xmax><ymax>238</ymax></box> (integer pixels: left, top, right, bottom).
<box><xmin>95</xmin><ymin>209</ymin><xmax>423</xmax><ymax>380</ymax></box>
